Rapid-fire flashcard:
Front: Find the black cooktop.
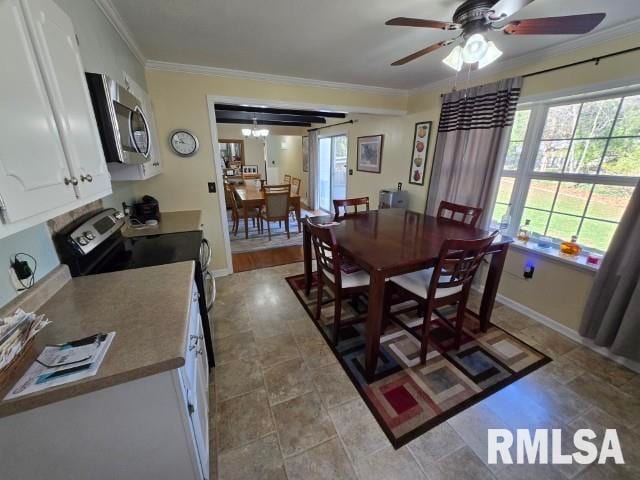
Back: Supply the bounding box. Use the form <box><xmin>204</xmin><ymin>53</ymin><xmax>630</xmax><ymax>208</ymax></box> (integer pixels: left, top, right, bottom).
<box><xmin>95</xmin><ymin>231</ymin><xmax>203</xmax><ymax>274</ymax></box>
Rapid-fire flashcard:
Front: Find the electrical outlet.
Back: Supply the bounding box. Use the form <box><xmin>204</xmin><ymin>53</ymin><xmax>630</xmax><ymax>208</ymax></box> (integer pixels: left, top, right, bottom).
<box><xmin>208</xmin><ymin>182</ymin><xmax>216</xmax><ymax>193</ymax></box>
<box><xmin>524</xmin><ymin>263</ymin><xmax>535</xmax><ymax>279</ymax></box>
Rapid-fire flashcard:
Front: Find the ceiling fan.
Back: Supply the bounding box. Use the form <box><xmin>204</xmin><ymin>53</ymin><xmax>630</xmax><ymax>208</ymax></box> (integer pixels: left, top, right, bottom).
<box><xmin>386</xmin><ymin>0</ymin><xmax>606</xmax><ymax>71</ymax></box>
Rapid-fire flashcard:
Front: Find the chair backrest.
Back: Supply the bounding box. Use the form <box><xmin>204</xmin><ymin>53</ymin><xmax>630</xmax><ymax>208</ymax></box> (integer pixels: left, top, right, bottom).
<box><xmin>437</xmin><ymin>201</ymin><xmax>483</xmax><ymax>227</ymax></box>
<box><xmin>333</xmin><ymin>197</ymin><xmax>370</xmax><ymax>218</ymax></box>
<box><xmin>263</xmin><ymin>184</ymin><xmax>291</xmax><ymax>219</ymax></box>
<box><xmin>283</xmin><ymin>174</ymin><xmax>292</xmax><ymax>184</ymax></box>
<box><xmin>307</xmin><ymin>220</ymin><xmax>342</xmax><ymax>288</ymax></box>
<box><xmin>291</xmin><ymin>177</ymin><xmax>301</xmax><ymax>195</ymax></box>
<box><xmin>224</xmin><ymin>183</ymin><xmax>239</xmax><ymax>216</ymax></box>
<box><xmin>428</xmin><ymin>232</ymin><xmax>498</xmax><ymax>299</ymax></box>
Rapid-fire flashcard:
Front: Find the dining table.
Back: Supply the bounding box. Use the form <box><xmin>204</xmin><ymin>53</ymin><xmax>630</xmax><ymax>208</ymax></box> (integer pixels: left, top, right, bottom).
<box><xmin>302</xmin><ymin>208</ymin><xmax>512</xmax><ymax>383</ymax></box>
<box><xmin>234</xmin><ymin>181</ymin><xmax>301</xmax><ymax>239</ymax></box>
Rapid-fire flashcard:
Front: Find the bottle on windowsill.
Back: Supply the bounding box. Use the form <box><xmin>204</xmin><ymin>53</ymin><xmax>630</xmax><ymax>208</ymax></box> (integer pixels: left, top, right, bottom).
<box><xmin>560</xmin><ymin>235</ymin><xmax>582</xmax><ymax>257</ymax></box>
<box><xmin>517</xmin><ymin>219</ymin><xmax>531</xmax><ymax>243</ymax></box>
<box><xmin>499</xmin><ymin>207</ymin><xmax>511</xmax><ymax>233</ymax></box>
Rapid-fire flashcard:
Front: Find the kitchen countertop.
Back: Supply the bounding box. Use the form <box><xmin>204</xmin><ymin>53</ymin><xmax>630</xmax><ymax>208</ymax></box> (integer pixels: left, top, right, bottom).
<box><xmin>0</xmin><ymin>261</ymin><xmax>195</xmax><ymax>418</ymax></box>
<box><xmin>121</xmin><ymin>210</ymin><xmax>202</xmax><ymax>238</ymax></box>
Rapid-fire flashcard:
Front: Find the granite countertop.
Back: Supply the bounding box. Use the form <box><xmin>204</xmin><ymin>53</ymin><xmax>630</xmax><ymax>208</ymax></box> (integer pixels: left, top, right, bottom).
<box><xmin>121</xmin><ymin>210</ymin><xmax>202</xmax><ymax>238</ymax></box>
<box><xmin>0</xmin><ymin>261</ymin><xmax>195</xmax><ymax>418</ymax></box>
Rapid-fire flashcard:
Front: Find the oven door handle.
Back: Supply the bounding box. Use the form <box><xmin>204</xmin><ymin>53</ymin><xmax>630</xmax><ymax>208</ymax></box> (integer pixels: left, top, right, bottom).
<box><xmin>201</xmin><ymin>238</ymin><xmax>211</xmax><ymax>268</ymax></box>
<box><xmin>204</xmin><ymin>270</ymin><xmax>215</xmax><ymax>311</ymax></box>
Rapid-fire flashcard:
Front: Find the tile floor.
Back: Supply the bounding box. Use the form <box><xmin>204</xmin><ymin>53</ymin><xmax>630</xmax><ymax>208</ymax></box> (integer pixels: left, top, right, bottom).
<box><xmin>210</xmin><ymin>262</ymin><xmax>640</xmax><ymax>480</ymax></box>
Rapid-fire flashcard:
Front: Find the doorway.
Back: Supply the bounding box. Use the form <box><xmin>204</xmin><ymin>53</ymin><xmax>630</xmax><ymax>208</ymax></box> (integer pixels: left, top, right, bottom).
<box><xmin>318</xmin><ymin>135</ymin><xmax>348</xmax><ymax>212</ymax></box>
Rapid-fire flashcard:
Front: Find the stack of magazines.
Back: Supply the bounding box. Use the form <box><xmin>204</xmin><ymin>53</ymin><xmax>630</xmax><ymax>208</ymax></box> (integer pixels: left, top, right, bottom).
<box><xmin>0</xmin><ymin>309</ymin><xmax>50</xmax><ymax>371</ymax></box>
<box><xmin>5</xmin><ymin>331</ymin><xmax>115</xmax><ymax>400</ymax></box>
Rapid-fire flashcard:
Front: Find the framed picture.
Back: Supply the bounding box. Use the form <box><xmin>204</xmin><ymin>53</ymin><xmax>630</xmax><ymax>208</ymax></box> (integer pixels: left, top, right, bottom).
<box><xmin>357</xmin><ymin>134</ymin><xmax>384</xmax><ymax>174</ymax></box>
<box><xmin>302</xmin><ymin>136</ymin><xmax>309</xmax><ymax>172</ymax></box>
<box><xmin>408</xmin><ymin>121</ymin><xmax>432</xmax><ymax>185</ymax></box>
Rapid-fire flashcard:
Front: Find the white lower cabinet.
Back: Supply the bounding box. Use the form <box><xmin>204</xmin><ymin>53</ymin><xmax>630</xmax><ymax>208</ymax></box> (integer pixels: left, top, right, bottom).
<box><xmin>0</xmin><ymin>0</ymin><xmax>111</xmax><ymax>239</ymax></box>
<box><xmin>0</xmin><ymin>282</ymin><xmax>210</xmax><ymax>480</ymax></box>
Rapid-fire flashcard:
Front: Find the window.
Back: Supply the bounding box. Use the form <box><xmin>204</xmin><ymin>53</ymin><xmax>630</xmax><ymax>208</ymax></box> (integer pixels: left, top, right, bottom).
<box><xmin>492</xmin><ymin>91</ymin><xmax>640</xmax><ymax>252</ymax></box>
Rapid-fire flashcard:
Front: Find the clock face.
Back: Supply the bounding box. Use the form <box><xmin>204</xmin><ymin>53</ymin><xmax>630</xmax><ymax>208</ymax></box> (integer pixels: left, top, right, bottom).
<box><xmin>170</xmin><ymin>130</ymin><xmax>199</xmax><ymax>156</ymax></box>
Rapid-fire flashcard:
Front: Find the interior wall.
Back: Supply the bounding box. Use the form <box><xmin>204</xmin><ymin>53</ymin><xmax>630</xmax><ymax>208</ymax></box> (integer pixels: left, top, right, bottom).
<box><xmin>268</xmin><ymin>136</ymin><xmax>306</xmax><ymax>199</ymax></box>
<box><xmin>0</xmin><ymin>0</ymin><xmax>146</xmax><ymax>308</ymax></box>
<box><xmin>142</xmin><ymin>68</ymin><xmax>407</xmax><ymax>272</ymax></box>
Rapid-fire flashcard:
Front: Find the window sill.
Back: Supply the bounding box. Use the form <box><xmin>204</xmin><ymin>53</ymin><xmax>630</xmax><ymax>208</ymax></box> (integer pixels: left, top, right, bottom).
<box><xmin>509</xmin><ymin>240</ymin><xmax>600</xmax><ymax>273</ymax></box>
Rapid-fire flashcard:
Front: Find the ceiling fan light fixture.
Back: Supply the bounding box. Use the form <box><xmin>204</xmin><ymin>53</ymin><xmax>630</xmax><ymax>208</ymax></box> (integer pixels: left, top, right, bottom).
<box><xmin>461</xmin><ymin>33</ymin><xmax>489</xmax><ymax>64</ymax></box>
<box><xmin>478</xmin><ymin>41</ymin><xmax>503</xmax><ymax>69</ymax></box>
<box><xmin>442</xmin><ymin>45</ymin><xmax>464</xmax><ymax>72</ymax></box>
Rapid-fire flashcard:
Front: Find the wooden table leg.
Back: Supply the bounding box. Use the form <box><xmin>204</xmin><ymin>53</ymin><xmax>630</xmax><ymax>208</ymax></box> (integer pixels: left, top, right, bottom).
<box><xmin>479</xmin><ymin>245</ymin><xmax>509</xmax><ymax>331</ymax></box>
<box><xmin>243</xmin><ymin>204</ymin><xmax>249</xmax><ymax>239</ymax></box>
<box><xmin>303</xmin><ymin>220</ymin><xmax>313</xmax><ymax>296</ymax></box>
<box><xmin>364</xmin><ymin>270</ymin><xmax>385</xmax><ymax>382</ymax></box>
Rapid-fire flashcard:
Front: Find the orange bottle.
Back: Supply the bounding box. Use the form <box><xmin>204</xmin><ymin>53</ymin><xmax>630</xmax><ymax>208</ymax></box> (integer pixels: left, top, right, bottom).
<box><xmin>560</xmin><ymin>235</ymin><xmax>582</xmax><ymax>257</ymax></box>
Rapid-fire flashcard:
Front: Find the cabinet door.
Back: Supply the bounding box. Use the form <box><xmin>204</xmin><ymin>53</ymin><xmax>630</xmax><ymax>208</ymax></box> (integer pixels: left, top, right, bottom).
<box><xmin>21</xmin><ymin>0</ymin><xmax>111</xmax><ymax>199</ymax></box>
<box><xmin>0</xmin><ymin>0</ymin><xmax>77</xmax><ymax>223</ymax></box>
<box><xmin>190</xmin><ymin>321</ymin><xmax>209</xmax><ymax>479</ymax></box>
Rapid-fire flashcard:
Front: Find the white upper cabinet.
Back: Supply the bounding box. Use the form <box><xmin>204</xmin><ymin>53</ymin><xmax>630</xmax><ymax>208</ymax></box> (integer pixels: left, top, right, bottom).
<box><xmin>21</xmin><ymin>0</ymin><xmax>111</xmax><ymax>198</ymax></box>
<box><xmin>0</xmin><ymin>0</ymin><xmax>78</xmax><ymax>223</ymax></box>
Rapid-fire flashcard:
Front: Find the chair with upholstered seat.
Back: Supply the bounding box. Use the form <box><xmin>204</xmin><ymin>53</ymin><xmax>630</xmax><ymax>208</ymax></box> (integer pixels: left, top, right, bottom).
<box><xmin>308</xmin><ymin>220</ymin><xmax>370</xmax><ymax>345</ymax></box>
<box><xmin>333</xmin><ymin>197</ymin><xmax>370</xmax><ymax>218</ymax></box>
<box><xmin>261</xmin><ymin>184</ymin><xmax>291</xmax><ymax>240</ymax></box>
<box><xmin>385</xmin><ymin>232</ymin><xmax>497</xmax><ymax>364</ymax></box>
<box><xmin>437</xmin><ymin>201</ymin><xmax>483</xmax><ymax>227</ymax></box>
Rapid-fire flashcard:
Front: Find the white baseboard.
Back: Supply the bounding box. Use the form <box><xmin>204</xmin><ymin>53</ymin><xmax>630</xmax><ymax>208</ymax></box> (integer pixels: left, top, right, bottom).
<box><xmin>473</xmin><ymin>286</ymin><xmax>640</xmax><ymax>374</ymax></box>
<box><xmin>211</xmin><ymin>268</ymin><xmax>230</xmax><ymax>278</ymax></box>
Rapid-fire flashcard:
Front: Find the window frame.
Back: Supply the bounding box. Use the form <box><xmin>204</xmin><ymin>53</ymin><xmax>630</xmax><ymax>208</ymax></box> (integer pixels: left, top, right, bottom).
<box><xmin>492</xmin><ymin>87</ymin><xmax>640</xmax><ymax>253</ymax></box>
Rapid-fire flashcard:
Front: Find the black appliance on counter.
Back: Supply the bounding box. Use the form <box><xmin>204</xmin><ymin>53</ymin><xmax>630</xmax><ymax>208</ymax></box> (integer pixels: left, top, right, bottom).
<box><xmin>54</xmin><ymin>208</ymin><xmax>215</xmax><ymax>368</ymax></box>
<box><xmin>123</xmin><ymin>195</ymin><xmax>161</xmax><ymax>224</ymax></box>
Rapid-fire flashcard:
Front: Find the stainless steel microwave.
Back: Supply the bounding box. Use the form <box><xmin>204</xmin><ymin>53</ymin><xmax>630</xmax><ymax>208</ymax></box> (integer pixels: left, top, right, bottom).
<box><xmin>85</xmin><ymin>73</ymin><xmax>150</xmax><ymax>165</ymax></box>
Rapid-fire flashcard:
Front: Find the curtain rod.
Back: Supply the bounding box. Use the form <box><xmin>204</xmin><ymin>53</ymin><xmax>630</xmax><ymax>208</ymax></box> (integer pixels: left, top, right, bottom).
<box><xmin>440</xmin><ymin>45</ymin><xmax>640</xmax><ymax>97</ymax></box>
<box><xmin>308</xmin><ymin>119</ymin><xmax>354</xmax><ymax>132</ymax></box>
<box><xmin>522</xmin><ymin>45</ymin><xmax>640</xmax><ymax>79</ymax></box>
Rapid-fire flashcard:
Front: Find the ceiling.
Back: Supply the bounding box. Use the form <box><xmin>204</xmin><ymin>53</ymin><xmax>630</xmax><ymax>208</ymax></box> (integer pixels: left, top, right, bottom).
<box><xmin>111</xmin><ymin>0</ymin><xmax>640</xmax><ymax>90</ymax></box>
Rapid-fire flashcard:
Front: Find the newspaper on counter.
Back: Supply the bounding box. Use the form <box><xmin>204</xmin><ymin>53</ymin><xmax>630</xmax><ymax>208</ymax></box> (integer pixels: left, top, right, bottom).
<box><xmin>4</xmin><ymin>331</ymin><xmax>115</xmax><ymax>400</ymax></box>
<box><xmin>0</xmin><ymin>309</ymin><xmax>50</xmax><ymax>371</ymax></box>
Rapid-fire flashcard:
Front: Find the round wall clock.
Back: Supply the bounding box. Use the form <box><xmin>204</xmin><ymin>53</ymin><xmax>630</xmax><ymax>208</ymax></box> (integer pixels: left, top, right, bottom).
<box><xmin>169</xmin><ymin>129</ymin><xmax>199</xmax><ymax>157</ymax></box>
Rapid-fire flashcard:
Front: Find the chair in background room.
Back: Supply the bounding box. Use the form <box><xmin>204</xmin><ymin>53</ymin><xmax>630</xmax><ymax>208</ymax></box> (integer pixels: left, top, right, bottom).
<box><xmin>437</xmin><ymin>201</ymin><xmax>483</xmax><ymax>227</ymax></box>
<box><xmin>308</xmin><ymin>220</ymin><xmax>370</xmax><ymax>345</ymax></box>
<box><xmin>261</xmin><ymin>184</ymin><xmax>291</xmax><ymax>240</ymax></box>
<box><xmin>385</xmin><ymin>233</ymin><xmax>497</xmax><ymax>364</ymax></box>
<box><xmin>283</xmin><ymin>174</ymin><xmax>292</xmax><ymax>184</ymax></box>
<box><xmin>225</xmin><ymin>183</ymin><xmax>261</xmax><ymax>236</ymax></box>
<box><xmin>333</xmin><ymin>197</ymin><xmax>370</xmax><ymax>218</ymax></box>
<box><xmin>289</xmin><ymin>177</ymin><xmax>301</xmax><ymax>220</ymax></box>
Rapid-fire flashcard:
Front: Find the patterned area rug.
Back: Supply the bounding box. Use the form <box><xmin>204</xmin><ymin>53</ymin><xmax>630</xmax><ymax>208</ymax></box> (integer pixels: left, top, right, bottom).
<box><xmin>228</xmin><ymin>214</ymin><xmax>303</xmax><ymax>253</ymax></box>
<box><xmin>286</xmin><ymin>273</ymin><xmax>551</xmax><ymax>448</ymax></box>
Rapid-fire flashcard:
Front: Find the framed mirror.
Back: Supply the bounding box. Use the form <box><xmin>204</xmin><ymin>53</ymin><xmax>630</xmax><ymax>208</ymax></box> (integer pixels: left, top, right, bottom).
<box><xmin>218</xmin><ymin>139</ymin><xmax>245</xmax><ymax>168</ymax></box>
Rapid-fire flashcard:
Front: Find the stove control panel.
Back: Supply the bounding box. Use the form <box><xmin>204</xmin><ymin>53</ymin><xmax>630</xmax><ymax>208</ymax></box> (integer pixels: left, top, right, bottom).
<box><xmin>68</xmin><ymin>208</ymin><xmax>126</xmax><ymax>255</ymax></box>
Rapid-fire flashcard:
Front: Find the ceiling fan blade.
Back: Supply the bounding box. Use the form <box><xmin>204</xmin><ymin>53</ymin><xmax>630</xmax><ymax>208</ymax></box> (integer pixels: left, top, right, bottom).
<box><xmin>391</xmin><ymin>40</ymin><xmax>453</xmax><ymax>66</ymax></box>
<box><xmin>385</xmin><ymin>17</ymin><xmax>459</xmax><ymax>30</ymax></box>
<box><xmin>489</xmin><ymin>0</ymin><xmax>536</xmax><ymax>20</ymax></box>
<box><xmin>504</xmin><ymin>13</ymin><xmax>606</xmax><ymax>35</ymax></box>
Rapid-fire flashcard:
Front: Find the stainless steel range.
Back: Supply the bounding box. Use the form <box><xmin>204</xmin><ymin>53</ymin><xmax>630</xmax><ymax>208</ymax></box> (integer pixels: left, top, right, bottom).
<box><xmin>54</xmin><ymin>208</ymin><xmax>215</xmax><ymax>368</ymax></box>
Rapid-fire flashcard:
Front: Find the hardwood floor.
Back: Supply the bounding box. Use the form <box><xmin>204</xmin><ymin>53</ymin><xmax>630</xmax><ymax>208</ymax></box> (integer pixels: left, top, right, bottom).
<box><xmin>232</xmin><ymin>245</ymin><xmax>304</xmax><ymax>272</ymax></box>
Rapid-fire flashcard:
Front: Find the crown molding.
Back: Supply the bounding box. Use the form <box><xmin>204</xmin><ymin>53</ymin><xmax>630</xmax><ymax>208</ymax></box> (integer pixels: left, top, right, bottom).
<box><xmin>145</xmin><ymin>60</ymin><xmax>409</xmax><ymax>97</ymax></box>
<box><xmin>410</xmin><ymin>17</ymin><xmax>640</xmax><ymax>96</ymax></box>
<box><xmin>93</xmin><ymin>0</ymin><xmax>146</xmax><ymax>65</ymax></box>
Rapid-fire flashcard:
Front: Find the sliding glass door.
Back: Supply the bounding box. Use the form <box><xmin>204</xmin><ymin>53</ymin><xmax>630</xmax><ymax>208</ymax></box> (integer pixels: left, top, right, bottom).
<box><xmin>318</xmin><ymin>135</ymin><xmax>348</xmax><ymax>212</ymax></box>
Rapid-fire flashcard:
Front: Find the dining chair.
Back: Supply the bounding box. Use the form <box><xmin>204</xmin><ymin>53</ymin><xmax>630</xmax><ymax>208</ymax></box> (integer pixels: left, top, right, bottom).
<box><xmin>385</xmin><ymin>232</ymin><xmax>498</xmax><ymax>364</ymax></box>
<box><xmin>437</xmin><ymin>201</ymin><xmax>483</xmax><ymax>227</ymax></box>
<box><xmin>261</xmin><ymin>184</ymin><xmax>291</xmax><ymax>240</ymax></box>
<box><xmin>289</xmin><ymin>177</ymin><xmax>301</xmax><ymax>220</ymax></box>
<box><xmin>283</xmin><ymin>174</ymin><xmax>292</xmax><ymax>184</ymax></box>
<box><xmin>308</xmin><ymin>220</ymin><xmax>370</xmax><ymax>345</ymax></box>
<box><xmin>225</xmin><ymin>184</ymin><xmax>261</xmax><ymax>236</ymax></box>
<box><xmin>333</xmin><ymin>197</ymin><xmax>370</xmax><ymax>218</ymax></box>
